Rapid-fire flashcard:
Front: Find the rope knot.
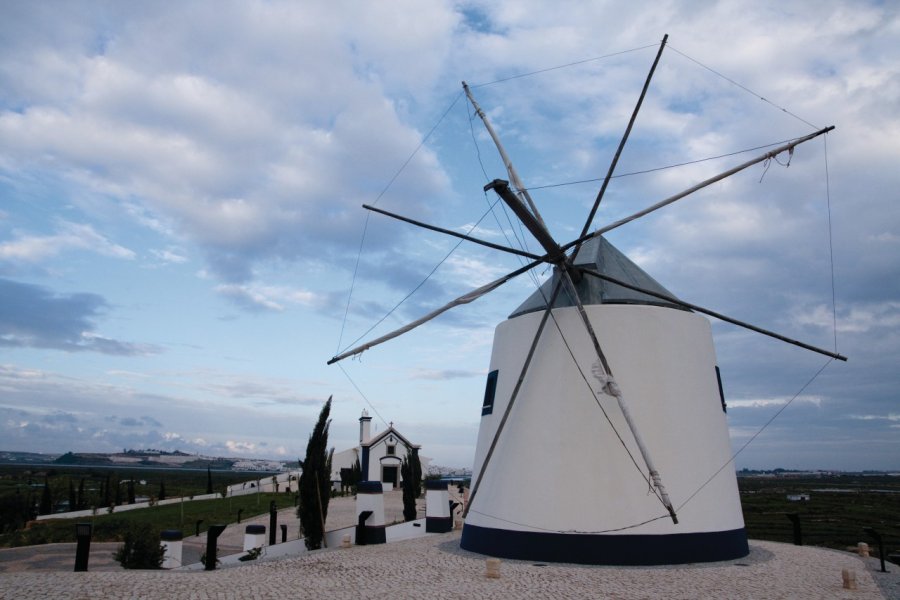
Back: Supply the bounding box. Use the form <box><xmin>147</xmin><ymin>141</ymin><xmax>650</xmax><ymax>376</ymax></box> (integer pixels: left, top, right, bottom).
<box><xmin>591</xmin><ymin>361</ymin><xmax>621</xmax><ymax>397</ymax></box>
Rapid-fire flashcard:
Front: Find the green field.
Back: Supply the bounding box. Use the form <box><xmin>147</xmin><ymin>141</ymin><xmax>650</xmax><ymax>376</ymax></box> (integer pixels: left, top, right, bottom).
<box><xmin>739</xmin><ymin>473</ymin><xmax>900</xmax><ymax>558</ymax></box>
<box><xmin>0</xmin><ymin>464</ymin><xmax>289</xmax><ymax>547</ymax></box>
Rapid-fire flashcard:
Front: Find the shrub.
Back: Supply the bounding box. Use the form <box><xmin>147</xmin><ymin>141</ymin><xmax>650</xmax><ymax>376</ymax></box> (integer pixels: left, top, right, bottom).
<box><xmin>113</xmin><ymin>523</ymin><xmax>164</xmax><ymax>569</ymax></box>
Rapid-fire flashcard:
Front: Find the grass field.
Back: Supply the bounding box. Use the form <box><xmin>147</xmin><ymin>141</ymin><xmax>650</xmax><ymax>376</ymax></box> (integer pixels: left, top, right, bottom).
<box><xmin>0</xmin><ymin>463</ymin><xmax>290</xmax><ymax>547</ymax></box>
<box><xmin>2</xmin><ymin>465</ymin><xmax>897</xmax><ymax>560</ymax></box>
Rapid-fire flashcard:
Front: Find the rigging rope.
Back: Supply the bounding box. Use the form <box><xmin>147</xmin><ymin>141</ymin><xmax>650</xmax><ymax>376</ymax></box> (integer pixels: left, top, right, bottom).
<box><xmin>465</xmin><ymin>97</ymin><xmax>542</xmax><ymax>290</ymax></box>
<box><xmin>468</xmin><ymin>44</ymin><xmax>659</xmax><ymax>88</ymax></box>
<box><xmin>672</xmin><ymin>128</ymin><xmax>841</xmax><ymax>514</ymax></box>
<box><xmin>337</xmin><ymin>362</ymin><xmax>390</xmax><ymax>429</ymax></box>
<box><xmin>466</xmin><ymin>507</ymin><xmax>670</xmax><ymax>535</ymax></box>
<box><xmin>520</xmin><ymin>137</ymin><xmax>806</xmax><ymax>192</ymax></box>
<box><xmin>668</xmin><ymin>45</ymin><xmax>820</xmax><ymax>131</ymax></box>
<box><xmin>336</xmin><ymin>91</ymin><xmax>463</xmax><ymax>353</ymax></box>
<box><xmin>676</xmin><ymin>358</ymin><xmax>834</xmax><ymax>513</ymax></box>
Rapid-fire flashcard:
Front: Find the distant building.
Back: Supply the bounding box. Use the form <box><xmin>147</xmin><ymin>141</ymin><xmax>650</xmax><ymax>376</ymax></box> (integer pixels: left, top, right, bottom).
<box><xmin>786</xmin><ymin>493</ymin><xmax>811</xmax><ymax>502</ymax></box>
<box><xmin>330</xmin><ymin>410</ymin><xmax>431</xmax><ymax>490</ymax></box>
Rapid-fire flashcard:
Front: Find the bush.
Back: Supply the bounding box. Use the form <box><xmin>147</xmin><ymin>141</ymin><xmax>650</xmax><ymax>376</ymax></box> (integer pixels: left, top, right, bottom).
<box><xmin>113</xmin><ymin>523</ymin><xmax>164</xmax><ymax>569</ymax></box>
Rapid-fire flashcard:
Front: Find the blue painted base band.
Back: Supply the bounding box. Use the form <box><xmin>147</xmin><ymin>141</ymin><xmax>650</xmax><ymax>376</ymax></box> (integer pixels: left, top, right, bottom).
<box><xmin>356</xmin><ymin>524</ymin><xmax>386</xmax><ymax>545</ymax></box>
<box><xmin>426</xmin><ymin>516</ymin><xmax>452</xmax><ymax>533</ymax></box>
<box><xmin>460</xmin><ymin>524</ymin><xmax>749</xmax><ymax>565</ymax></box>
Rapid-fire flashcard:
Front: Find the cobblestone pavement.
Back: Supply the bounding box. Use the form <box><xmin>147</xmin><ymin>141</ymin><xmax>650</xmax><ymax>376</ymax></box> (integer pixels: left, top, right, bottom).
<box><xmin>0</xmin><ymin>533</ymin><xmax>892</xmax><ymax>599</ymax></box>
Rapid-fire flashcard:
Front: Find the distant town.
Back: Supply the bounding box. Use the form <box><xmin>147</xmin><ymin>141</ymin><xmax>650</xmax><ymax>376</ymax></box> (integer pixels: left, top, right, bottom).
<box><xmin>0</xmin><ymin>449</ymin><xmax>473</xmax><ymax>478</ymax></box>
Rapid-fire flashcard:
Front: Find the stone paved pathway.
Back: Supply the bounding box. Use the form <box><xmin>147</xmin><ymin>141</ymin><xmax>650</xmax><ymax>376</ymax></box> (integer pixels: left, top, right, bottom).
<box><xmin>0</xmin><ymin>533</ymin><xmax>892</xmax><ymax>599</ymax></box>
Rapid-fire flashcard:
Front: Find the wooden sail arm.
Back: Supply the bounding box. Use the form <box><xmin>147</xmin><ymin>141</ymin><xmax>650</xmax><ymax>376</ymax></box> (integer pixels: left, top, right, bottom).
<box><xmin>585</xmin><ymin>126</ymin><xmax>836</xmax><ymax>239</ymax></box>
<box><xmin>577</xmin><ymin>34</ymin><xmax>669</xmax><ymax>248</ymax></box>
<box><xmin>578</xmin><ymin>267</ymin><xmax>848</xmax><ymax>362</ymax></box>
<box><xmin>463</xmin><ymin>278</ymin><xmax>566</xmax><ymax>519</ymax></box>
<box><xmin>463</xmin><ymin>81</ymin><xmax>547</xmax><ymax>228</ymax></box>
<box><xmin>557</xmin><ymin>267</ymin><xmax>678</xmax><ymax>523</ymax></box>
<box><xmin>327</xmin><ymin>257</ymin><xmax>545</xmax><ymax>365</ymax></box>
<box><xmin>362</xmin><ymin>203</ymin><xmax>543</xmax><ymax>261</ymax></box>
<box><xmin>485</xmin><ymin>179</ymin><xmax>564</xmax><ymax>261</ymax></box>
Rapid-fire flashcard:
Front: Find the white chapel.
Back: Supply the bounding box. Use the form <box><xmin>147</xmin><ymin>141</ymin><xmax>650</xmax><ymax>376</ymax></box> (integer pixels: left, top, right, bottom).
<box><xmin>330</xmin><ymin>410</ymin><xmax>431</xmax><ymax>490</ymax></box>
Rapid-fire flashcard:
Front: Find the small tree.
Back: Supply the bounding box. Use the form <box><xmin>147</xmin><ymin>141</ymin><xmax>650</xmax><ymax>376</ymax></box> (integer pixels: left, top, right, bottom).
<box><xmin>297</xmin><ymin>396</ymin><xmax>333</xmax><ymax>550</ymax></box>
<box><xmin>400</xmin><ymin>451</ymin><xmax>417</xmax><ymax>522</ymax></box>
<box><xmin>351</xmin><ymin>457</ymin><xmax>362</xmax><ymax>489</ymax></box>
<box><xmin>113</xmin><ymin>474</ymin><xmax>122</xmax><ymax>506</ymax></box>
<box><xmin>410</xmin><ymin>448</ymin><xmax>423</xmax><ymax>498</ymax></box>
<box><xmin>114</xmin><ymin>523</ymin><xmax>164</xmax><ymax>569</ymax></box>
<box><xmin>158</xmin><ymin>479</ymin><xmax>166</xmax><ymax>501</ymax></box>
<box><xmin>77</xmin><ymin>478</ymin><xmax>85</xmax><ymax>510</ymax></box>
<box><xmin>127</xmin><ymin>480</ymin><xmax>136</xmax><ymax>505</ymax></box>
<box><xmin>68</xmin><ymin>479</ymin><xmax>77</xmax><ymax>512</ymax></box>
<box><xmin>206</xmin><ymin>467</ymin><xmax>213</xmax><ymax>494</ymax></box>
<box><xmin>39</xmin><ymin>475</ymin><xmax>52</xmax><ymax>515</ymax></box>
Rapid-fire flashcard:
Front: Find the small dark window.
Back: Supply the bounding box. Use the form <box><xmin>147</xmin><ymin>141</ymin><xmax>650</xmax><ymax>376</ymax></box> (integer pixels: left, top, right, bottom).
<box><xmin>386</xmin><ymin>445</ymin><xmax>395</xmax><ymax>455</ymax></box>
<box><xmin>482</xmin><ymin>370</ymin><xmax>499</xmax><ymax>416</ymax></box>
<box><xmin>715</xmin><ymin>366</ymin><xmax>726</xmax><ymax>413</ymax></box>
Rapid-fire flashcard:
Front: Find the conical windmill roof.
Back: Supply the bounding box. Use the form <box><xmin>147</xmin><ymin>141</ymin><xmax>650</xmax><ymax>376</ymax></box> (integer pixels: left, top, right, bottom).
<box><xmin>509</xmin><ymin>235</ymin><xmax>687</xmax><ymax>318</ymax></box>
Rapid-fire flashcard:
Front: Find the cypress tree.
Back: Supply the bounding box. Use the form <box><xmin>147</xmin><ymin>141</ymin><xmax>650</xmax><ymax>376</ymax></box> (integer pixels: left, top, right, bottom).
<box><xmin>411</xmin><ymin>448</ymin><xmax>423</xmax><ymax>498</ymax></box>
<box><xmin>400</xmin><ymin>451</ymin><xmax>417</xmax><ymax>521</ymax></box>
<box><xmin>127</xmin><ymin>479</ymin><xmax>136</xmax><ymax>504</ymax></box>
<box><xmin>158</xmin><ymin>479</ymin><xmax>166</xmax><ymax>501</ymax></box>
<box><xmin>206</xmin><ymin>467</ymin><xmax>213</xmax><ymax>494</ymax></box>
<box><xmin>297</xmin><ymin>396</ymin><xmax>333</xmax><ymax>550</ymax></box>
<box><xmin>77</xmin><ymin>478</ymin><xmax>85</xmax><ymax>510</ymax></box>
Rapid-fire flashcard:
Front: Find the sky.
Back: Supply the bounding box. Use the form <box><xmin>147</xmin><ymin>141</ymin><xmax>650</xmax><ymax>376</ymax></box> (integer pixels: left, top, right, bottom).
<box><xmin>0</xmin><ymin>1</ymin><xmax>898</xmax><ymax>471</ymax></box>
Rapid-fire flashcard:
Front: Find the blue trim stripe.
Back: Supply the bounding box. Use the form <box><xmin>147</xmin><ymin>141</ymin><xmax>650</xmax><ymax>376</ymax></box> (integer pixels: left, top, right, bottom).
<box><xmin>460</xmin><ymin>524</ymin><xmax>749</xmax><ymax>565</ymax></box>
<box><xmin>426</xmin><ymin>516</ymin><xmax>453</xmax><ymax>533</ymax></box>
<box><xmin>357</xmin><ymin>481</ymin><xmax>384</xmax><ymax>494</ymax></box>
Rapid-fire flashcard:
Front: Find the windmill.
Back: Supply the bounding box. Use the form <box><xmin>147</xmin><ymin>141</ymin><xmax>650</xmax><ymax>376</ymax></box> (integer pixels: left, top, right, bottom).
<box><xmin>328</xmin><ymin>35</ymin><xmax>846</xmax><ymax>565</ymax></box>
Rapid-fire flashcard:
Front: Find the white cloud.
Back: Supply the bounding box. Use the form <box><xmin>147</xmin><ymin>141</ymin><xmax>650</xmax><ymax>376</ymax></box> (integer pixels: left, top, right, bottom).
<box><xmin>214</xmin><ymin>283</ymin><xmax>320</xmax><ymax>312</ymax></box>
<box><xmin>0</xmin><ymin>221</ymin><xmax>134</xmax><ymax>262</ymax></box>
<box><xmin>728</xmin><ymin>395</ymin><xmax>823</xmax><ymax>409</ymax></box>
<box><xmin>794</xmin><ymin>302</ymin><xmax>900</xmax><ymax>333</ymax></box>
<box><xmin>848</xmin><ymin>413</ymin><xmax>900</xmax><ymax>422</ymax></box>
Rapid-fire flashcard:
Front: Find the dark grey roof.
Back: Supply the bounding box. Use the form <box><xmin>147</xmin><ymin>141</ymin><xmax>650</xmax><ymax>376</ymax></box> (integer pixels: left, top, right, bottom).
<box><xmin>509</xmin><ymin>235</ymin><xmax>686</xmax><ymax>318</ymax></box>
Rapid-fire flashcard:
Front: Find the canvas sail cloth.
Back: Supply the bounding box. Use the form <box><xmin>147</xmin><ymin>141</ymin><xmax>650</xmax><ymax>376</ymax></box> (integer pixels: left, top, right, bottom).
<box><xmin>460</xmin><ymin>235</ymin><xmax>749</xmax><ymax>565</ymax></box>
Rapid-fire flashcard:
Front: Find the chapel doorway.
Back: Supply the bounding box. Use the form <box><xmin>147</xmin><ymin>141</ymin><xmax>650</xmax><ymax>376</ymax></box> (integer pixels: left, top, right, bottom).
<box><xmin>382</xmin><ymin>466</ymin><xmax>398</xmax><ymax>488</ymax></box>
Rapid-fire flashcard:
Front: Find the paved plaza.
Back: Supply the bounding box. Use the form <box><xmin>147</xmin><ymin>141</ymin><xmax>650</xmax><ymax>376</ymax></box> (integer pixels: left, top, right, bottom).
<box><xmin>0</xmin><ymin>533</ymin><xmax>896</xmax><ymax>599</ymax></box>
<box><xmin>0</xmin><ymin>489</ymin><xmax>897</xmax><ymax>598</ymax></box>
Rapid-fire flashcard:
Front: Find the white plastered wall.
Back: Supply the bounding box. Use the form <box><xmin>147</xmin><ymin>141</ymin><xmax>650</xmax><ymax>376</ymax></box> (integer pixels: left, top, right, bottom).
<box><xmin>467</xmin><ymin>304</ymin><xmax>744</xmax><ymax>536</ymax></box>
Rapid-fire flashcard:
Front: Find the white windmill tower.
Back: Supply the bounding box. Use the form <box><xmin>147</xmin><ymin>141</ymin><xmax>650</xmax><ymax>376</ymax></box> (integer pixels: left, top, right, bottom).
<box><xmin>329</xmin><ymin>35</ymin><xmax>845</xmax><ymax>565</ymax></box>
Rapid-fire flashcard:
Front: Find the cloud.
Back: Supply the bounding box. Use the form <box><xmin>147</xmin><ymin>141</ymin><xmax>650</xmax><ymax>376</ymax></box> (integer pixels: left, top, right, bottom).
<box><xmin>214</xmin><ymin>283</ymin><xmax>321</xmax><ymax>312</ymax></box>
<box><xmin>0</xmin><ymin>364</ymin><xmax>324</xmax><ymax>457</ymax></box>
<box><xmin>0</xmin><ymin>2</ymin><xmax>897</xmax><ymax>471</ymax></box>
<box><xmin>410</xmin><ymin>368</ymin><xmax>484</xmax><ymax>381</ymax></box>
<box><xmin>0</xmin><ymin>2</ymin><xmax>457</xmax><ymax>287</ymax></box>
<box><xmin>0</xmin><ymin>278</ymin><xmax>157</xmax><ymax>355</ymax></box>
<box><xmin>149</xmin><ymin>247</ymin><xmax>188</xmax><ymax>265</ymax></box>
<box><xmin>0</xmin><ymin>221</ymin><xmax>134</xmax><ymax>265</ymax></box>
<box><xmin>728</xmin><ymin>395</ymin><xmax>823</xmax><ymax>410</ymax></box>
